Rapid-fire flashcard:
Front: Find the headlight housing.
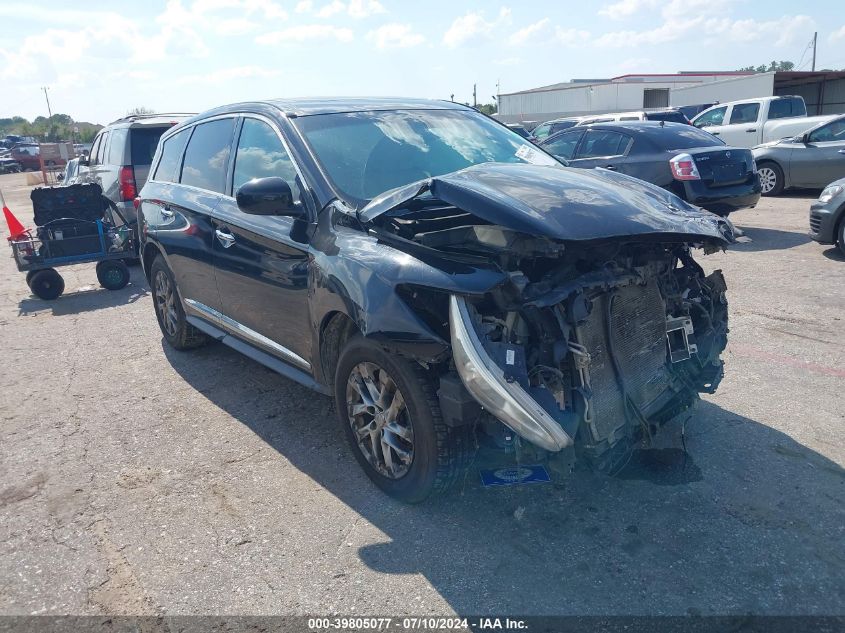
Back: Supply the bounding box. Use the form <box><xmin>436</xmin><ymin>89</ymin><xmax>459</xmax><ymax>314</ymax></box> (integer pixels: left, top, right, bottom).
<box><xmin>819</xmin><ymin>185</ymin><xmax>843</xmax><ymax>204</ymax></box>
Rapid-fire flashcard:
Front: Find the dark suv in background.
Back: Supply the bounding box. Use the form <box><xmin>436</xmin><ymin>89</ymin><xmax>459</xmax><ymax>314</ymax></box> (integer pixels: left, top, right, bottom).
<box><xmin>80</xmin><ymin>113</ymin><xmax>193</xmax><ymax>230</ymax></box>
<box><xmin>138</xmin><ymin>98</ymin><xmax>734</xmax><ymax>502</ymax></box>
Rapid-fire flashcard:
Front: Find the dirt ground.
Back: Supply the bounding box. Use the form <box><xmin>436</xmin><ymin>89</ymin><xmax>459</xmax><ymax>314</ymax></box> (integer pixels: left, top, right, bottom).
<box><xmin>0</xmin><ymin>171</ymin><xmax>842</xmax><ymax>617</ymax></box>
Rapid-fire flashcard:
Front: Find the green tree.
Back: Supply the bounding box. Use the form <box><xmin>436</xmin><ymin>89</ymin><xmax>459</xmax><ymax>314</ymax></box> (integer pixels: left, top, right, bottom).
<box><xmin>127</xmin><ymin>106</ymin><xmax>155</xmax><ymax>115</ymax></box>
<box><xmin>738</xmin><ymin>61</ymin><xmax>795</xmax><ymax>72</ymax></box>
<box><xmin>476</xmin><ymin>102</ymin><xmax>497</xmax><ymax>115</ymax></box>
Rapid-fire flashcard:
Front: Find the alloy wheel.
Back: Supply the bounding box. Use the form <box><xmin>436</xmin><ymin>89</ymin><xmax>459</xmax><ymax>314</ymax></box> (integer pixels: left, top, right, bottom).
<box><xmin>154</xmin><ymin>270</ymin><xmax>178</xmax><ymax>337</ymax></box>
<box><xmin>346</xmin><ymin>362</ymin><xmax>414</xmax><ymax>479</ymax></box>
<box><xmin>758</xmin><ymin>167</ymin><xmax>777</xmax><ymax>194</ymax></box>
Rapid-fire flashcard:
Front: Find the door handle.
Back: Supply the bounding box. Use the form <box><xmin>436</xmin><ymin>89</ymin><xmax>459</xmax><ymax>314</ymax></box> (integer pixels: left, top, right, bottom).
<box><xmin>746</xmin><ymin>129</ymin><xmax>757</xmax><ymax>132</ymax></box>
<box><xmin>604</xmin><ymin>165</ymin><xmax>616</xmax><ymax>170</ymax></box>
<box><xmin>711</xmin><ymin>132</ymin><xmax>720</xmax><ymax>135</ymax></box>
<box><xmin>838</xmin><ymin>149</ymin><xmax>845</xmax><ymax>154</ymax></box>
<box><xmin>215</xmin><ymin>228</ymin><xmax>236</xmax><ymax>248</ymax></box>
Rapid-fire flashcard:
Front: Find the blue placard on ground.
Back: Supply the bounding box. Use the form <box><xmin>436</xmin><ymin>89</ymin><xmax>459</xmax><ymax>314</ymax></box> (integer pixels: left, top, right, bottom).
<box><xmin>479</xmin><ymin>464</ymin><xmax>551</xmax><ymax>487</ymax></box>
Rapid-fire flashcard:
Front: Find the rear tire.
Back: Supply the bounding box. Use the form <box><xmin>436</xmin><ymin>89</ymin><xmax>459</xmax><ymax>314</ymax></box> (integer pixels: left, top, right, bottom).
<box><xmin>837</xmin><ymin>217</ymin><xmax>845</xmax><ymax>258</ymax></box>
<box><xmin>96</xmin><ymin>260</ymin><xmax>130</xmax><ymax>290</ymax></box>
<box><xmin>29</xmin><ymin>268</ymin><xmax>64</xmax><ymax>300</ymax></box>
<box><xmin>150</xmin><ymin>255</ymin><xmax>208</xmax><ymax>350</ymax></box>
<box><xmin>334</xmin><ymin>335</ymin><xmax>474</xmax><ymax>503</ymax></box>
<box><xmin>758</xmin><ymin>162</ymin><xmax>784</xmax><ymax>196</ymax></box>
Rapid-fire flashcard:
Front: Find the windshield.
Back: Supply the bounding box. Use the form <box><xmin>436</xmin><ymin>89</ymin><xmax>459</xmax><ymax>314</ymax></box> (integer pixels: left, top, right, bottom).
<box><xmin>649</xmin><ymin>126</ymin><xmax>726</xmax><ymax>150</ymax></box>
<box><xmin>294</xmin><ymin>109</ymin><xmax>558</xmax><ymax>205</ymax></box>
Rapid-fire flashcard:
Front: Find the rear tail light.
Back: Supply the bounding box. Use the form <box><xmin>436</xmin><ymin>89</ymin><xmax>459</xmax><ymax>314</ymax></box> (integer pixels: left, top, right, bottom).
<box><xmin>670</xmin><ymin>153</ymin><xmax>701</xmax><ymax>181</ymax></box>
<box><xmin>119</xmin><ymin>165</ymin><xmax>137</xmax><ymax>201</ymax></box>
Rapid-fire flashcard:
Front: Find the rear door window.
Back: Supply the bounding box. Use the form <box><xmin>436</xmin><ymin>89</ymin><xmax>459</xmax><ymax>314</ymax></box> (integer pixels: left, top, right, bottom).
<box><xmin>180</xmin><ymin>118</ymin><xmax>235</xmax><ymax>194</ymax></box>
<box><xmin>107</xmin><ymin>129</ymin><xmax>128</xmax><ymax>165</ymax></box>
<box><xmin>92</xmin><ymin>132</ymin><xmax>109</xmax><ymax>166</ymax></box>
<box><xmin>576</xmin><ymin>130</ymin><xmax>632</xmax><ymax>158</ymax></box>
<box><xmin>131</xmin><ymin>126</ymin><xmax>171</xmax><ymax>166</ymax></box>
<box><xmin>729</xmin><ymin>103</ymin><xmax>760</xmax><ymax>124</ymax></box>
<box><xmin>153</xmin><ymin>128</ymin><xmax>190</xmax><ymax>184</ymax></box>
<box><xmin>542</xmin><ymin>130</ymin><xmax>583</xmax><ymax>160</ymax></box>
<box><xmin>768</xmin><ymin>97</ymin><xmax>806</xmax><ymax>119</ymax></box>
<box><xmin>232</xmin><ymin>118</ymin><xmax>301</xmax><ymax>202</ymax></box>
<box><xmin>694</xmin><ymin>107</ymin><xmax>726</xmax><ymax>127</ymax></box>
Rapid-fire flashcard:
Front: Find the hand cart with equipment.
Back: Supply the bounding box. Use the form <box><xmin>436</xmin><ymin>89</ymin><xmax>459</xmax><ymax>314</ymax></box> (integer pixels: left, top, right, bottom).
<box><xmin>9</xmin><ymin>183</ymin><xmax>136</xmax><ymax>300</ymax></box>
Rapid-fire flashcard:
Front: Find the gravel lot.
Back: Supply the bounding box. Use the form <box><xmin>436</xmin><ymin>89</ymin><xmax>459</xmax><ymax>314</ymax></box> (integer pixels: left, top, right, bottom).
<box><xmin>0</xmin><ymin>171</ymin><xmax>842</xmax><ymax>617</ymax></box>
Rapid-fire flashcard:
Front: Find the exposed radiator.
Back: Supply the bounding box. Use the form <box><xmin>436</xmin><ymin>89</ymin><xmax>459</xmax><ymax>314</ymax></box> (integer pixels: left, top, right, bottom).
<box><xmin>575</xmin><ymin>282</ymin><xmax>670</xmax><ymax>444</ymax></box>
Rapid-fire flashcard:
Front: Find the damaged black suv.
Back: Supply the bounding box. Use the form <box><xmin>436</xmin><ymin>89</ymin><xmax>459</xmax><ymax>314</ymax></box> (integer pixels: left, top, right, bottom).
<box><xmin>138</xmin><ymin>98</ymin><xmax>734</xmax><ymax>502</ymax></box>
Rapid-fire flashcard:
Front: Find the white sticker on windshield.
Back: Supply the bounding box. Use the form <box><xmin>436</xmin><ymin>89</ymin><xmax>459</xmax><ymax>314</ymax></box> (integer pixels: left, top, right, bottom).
<box><xmin>515</xmin><ymin>144</ymin><xmax>558</xmax><ymax>166</ymax></box>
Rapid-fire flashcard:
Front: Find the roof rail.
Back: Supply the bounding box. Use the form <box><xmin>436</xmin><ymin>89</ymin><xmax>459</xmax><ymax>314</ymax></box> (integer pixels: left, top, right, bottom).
<box><xmin>107</xmin><ymin>112</ymin><xmax>195</xmax><ymax>125</ymax></box>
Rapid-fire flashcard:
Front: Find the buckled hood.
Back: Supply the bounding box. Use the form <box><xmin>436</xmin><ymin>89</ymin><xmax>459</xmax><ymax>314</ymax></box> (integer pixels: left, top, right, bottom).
<box><xmin>359</xmin><ymin>163</ymin><xmax>735</xmax><ymax>244</ymax></box>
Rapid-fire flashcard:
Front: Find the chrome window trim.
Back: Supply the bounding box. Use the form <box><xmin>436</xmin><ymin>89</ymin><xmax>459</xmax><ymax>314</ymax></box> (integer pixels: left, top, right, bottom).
<box><xmin>184</xmin><ymin>299</ymin><xmax>311</xmax><ymax>371</ymax></box>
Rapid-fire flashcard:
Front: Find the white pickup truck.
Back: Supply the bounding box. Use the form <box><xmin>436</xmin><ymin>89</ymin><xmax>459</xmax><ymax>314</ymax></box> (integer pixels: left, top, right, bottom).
<box><xmin>691</xmin><ymin>96</ymin><xmax>836</xmax><ymax>148</ymax></box>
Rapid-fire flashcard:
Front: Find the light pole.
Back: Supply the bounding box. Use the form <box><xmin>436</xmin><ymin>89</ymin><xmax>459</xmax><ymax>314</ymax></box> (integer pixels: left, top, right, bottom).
<box><xmin>42</xmin><ymin>86</ymin><xmax>52</xmax><ymax>119</ymax></box>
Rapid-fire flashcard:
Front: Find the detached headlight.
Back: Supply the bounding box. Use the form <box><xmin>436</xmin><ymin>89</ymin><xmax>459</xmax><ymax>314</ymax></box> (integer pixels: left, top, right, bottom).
<box><xmin>819</xmin><ymin>185</ymin><xmax>843</xmax><ymax>204</ymax></box>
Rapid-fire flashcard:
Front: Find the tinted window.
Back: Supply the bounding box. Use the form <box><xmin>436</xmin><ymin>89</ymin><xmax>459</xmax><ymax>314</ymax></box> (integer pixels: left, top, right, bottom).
<box><xmin>694</xmin><ymin>106</ymin><xmax>726</xmax><ymax>127</ymax></box>
<box><xmin>730</xmin><ymin>103</ymin><xmax>760</xmax><ymax>124</ymax></box>
<box><xmin>542</xmin><ymin>130</ymin><xmax>582</xmax><ymax>160</ymax></box>
<box><xmin>645</xmin><ymin>111</ymin><xmax>688</xmax><ymax>124</ymax></box>
<box><xmin>645</xmin><ymin>126</ymin><xmax>725</xmax><ymax>150</ymax></box>
<box><xmin>131</xmin><ymin>126</ymin><xmax>171</xmax><ymax>165</ymax></box>
<box><xmin>153</xmin><ymin>128</ymin><xmax>190</xmax><ymax>184</ymax></box>
<box><xmin>532</xmin><ymin>123</ymin><xmax>552</xmax><ymax>139</ymax></box>
<box><xmin>180</xmin><ymin>119</ymin><xmax>235</xmax><ymax>194</ymax></box>
<box><xmin>107</xmin><ymin>129</ymin><xmax>127</xmax><ymax>165</ymax></box>
<box><xmin>577</xmin><ymin>130</ymin><xmax>631</xmax><ymax>158</ymax></box>
<box><xmin>550</xmin><ymin>121</ymin><xmax>578</xmax><ymax>134</ymax></box>
<box><xmin>769</xmin><ymin>97</ymin><xmax>806</xmax><ymax>120</ymax></box>
<box><xmin>233</xmin><ymin>118</ymin><xmax>302</xmax><ymax>202</ymax></box>
<box><xmin>88</xmin><ymin>135</ymin><xmax>103</xmax><ymax>163</ymax></box>
<box><xmin>808</xmin><ymin>118</ymin><xmax>845</xmax><ymax>143</ymax></box>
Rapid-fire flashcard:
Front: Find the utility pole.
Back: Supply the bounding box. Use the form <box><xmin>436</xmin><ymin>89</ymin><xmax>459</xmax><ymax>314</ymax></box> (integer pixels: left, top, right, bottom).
<box><xmin>473</xmin><ymin>83</ymin><xmax>477</xmax><ymax>108</ymax></box>
<box><xmin>811</xmin><ymin>31</ymin><xmax>817</xmax><ymax>71</ymax></box>
<box><xmin>42</xmin><ymin>86</ymin><xmax>52</xmax><ymax>118</ymax></box>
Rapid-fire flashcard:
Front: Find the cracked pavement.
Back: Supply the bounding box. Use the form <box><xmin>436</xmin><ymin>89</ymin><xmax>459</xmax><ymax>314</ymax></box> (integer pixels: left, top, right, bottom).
<box><xmin>0</xmin><ymin>172</ymin><xmax>842</xmax><ymax>617</ymax></box>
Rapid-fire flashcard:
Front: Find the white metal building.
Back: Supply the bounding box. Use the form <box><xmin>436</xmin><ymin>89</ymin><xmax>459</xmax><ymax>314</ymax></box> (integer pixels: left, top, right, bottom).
<box><xmin>498</xmin><ymin>71</ymin><xmax>845</xmax><ymax>124</ymax></box>
<box><xmin>497</xmin><ymin>72</ymin><xmax>752</xmax><ymax>124</ymax></box>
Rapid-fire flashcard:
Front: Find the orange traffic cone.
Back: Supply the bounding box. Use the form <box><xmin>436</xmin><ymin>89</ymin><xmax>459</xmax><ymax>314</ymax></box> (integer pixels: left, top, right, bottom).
<box><xmin>0</xmin><ymin>188</ymin><xmax>27</xmax><ymax>240</ymax></box>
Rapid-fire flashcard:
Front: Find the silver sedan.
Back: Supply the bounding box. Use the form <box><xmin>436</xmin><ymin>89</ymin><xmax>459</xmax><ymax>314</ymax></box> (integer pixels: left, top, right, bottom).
<box><xmin>753</xmin><ymin>115</ymin><xmax>845</xmax><ymax>196</ymax></box>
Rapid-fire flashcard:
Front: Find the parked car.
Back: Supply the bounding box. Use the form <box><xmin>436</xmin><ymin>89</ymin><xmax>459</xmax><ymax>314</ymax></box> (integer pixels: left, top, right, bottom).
<box><xmin>809</xmin><ymin>178</ymin><xmax>845</xmax><ymax>256</ymax></box>
<box><xmin>79</xmin><ymin>112</ymin><xmax>193</xmax><ymax>232</ymax></box>
<box><xmin>691</xmin><ymin>96</ymin><xmax>835</xmax><ymax>148</ymax></box>
<box><xmin>531</xmin><ymin>117</ymin><xmax>582</xmax><ymax>140</ymax></box>
<box><xmin>506</xmin><ymin>123</ymin><xmax>534</xmax><ymax>140</ymax></box>
<box><xmin>10</xmin><ymin>144</ymin><xmax>41</xmax><ymax>171</ymax></box>
<box><xmin>539</xmin><ymin>121</ymin><xmax>761</xmax><ymax>216</ymax></box>
<box><xmin>577</xmin><ymin>109</ymin><xmax>689</xmax><ymax>126</ymax></box>
<box><xmin>752</xmin><ymin>115</ymin><xmax>845</xmax><ymax>196</ymax></box>
<box><xmin>138</xmin><ymin>98</ymin><xmax>734</xmax><ymax>502</ymax></box>
<box><xmin>677</xmin><ymin>103</ymin><xmax>718</xmax><ymax>121</ymax></box>
<box><xmin>0</xmin><ymin>156</ymin><xmax>21</xmax><ymax>174</ymax></box>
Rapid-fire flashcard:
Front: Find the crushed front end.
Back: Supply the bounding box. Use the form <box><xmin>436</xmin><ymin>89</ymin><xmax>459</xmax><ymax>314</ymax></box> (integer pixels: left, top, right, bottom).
<box><xmin>446</xmin><ymin>239</ymin><xmax>728</xmax><ymax>469</ymax></box>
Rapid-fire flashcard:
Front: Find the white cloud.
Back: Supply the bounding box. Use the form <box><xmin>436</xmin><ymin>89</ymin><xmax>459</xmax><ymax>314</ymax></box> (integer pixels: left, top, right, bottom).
<box><xmin>366</xmin><ymin>23</ymin><xmax>425</xmax><ymax>48</ymax></box>
<box><xmin>831</xmin><ymin>25</ymin><xmax>845</xmax><ymax>42</ymax></box>
<box><xmin>180</xmin><ymin>65</ymin><xmax>281</xmax><ymax>84</ymax></box>
<box><xmin>443</xmin><ymin>7</ymin><xmax>511</xmax><ymax>48</ymax></box>
<box><xmin>555</xmin><ymin>26</ymin><xmax>591</xmax><ymax>46</ymax></box>
<box><xmin>348</xmin><ymin>0</ymin><xmax>386</xmax><ymax>18</ymax></box>
<box><xmin>316</xmin><ymin>0</ymin><xmax>345</xmax><ymax>18</ymax></box>
<box><xmin>295</xmin><ymin>0</ymin><xmax>313</xmax><ymax>12</ymax></box>
<box><xmin>256</xmin><ymin>24</ymin><xmax>354</xmax><ymax>44</ymax></box>
<box><xmin>597</xmin><ymin>0</ymin><xmax>658</xmax><ymax>19</ymax></box>
<box><xmin>508</xmin><ymin>18</ymin><xmax>550</xmax><ymax>46</ymax></box>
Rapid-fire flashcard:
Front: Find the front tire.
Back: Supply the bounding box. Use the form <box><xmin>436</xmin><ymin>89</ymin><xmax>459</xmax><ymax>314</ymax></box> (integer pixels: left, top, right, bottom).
<box><xmin>334</xmin><ymin>336</ymin><xmax>473</xmax><ymax>503</ymax></box>
<box><xmin>837</xmin><ymin>217</ymin><xmax>845</xmax><ymax>258</ymax></box>
<box><xmin>758</xmin><ymin>162</ymin><xmax>784</xmax><ymax>196</ymax></box>
<box><xmin>150</xmin><ymin>255</ymin><xmax>208</xmax><ymax>350</ymax></box>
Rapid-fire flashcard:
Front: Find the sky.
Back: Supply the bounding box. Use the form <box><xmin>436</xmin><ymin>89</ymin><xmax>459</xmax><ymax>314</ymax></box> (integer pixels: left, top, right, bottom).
<box><xmin>2</xmin><ymin>0</ymin><xmax>844</xmax><ymax>125</ymax></box>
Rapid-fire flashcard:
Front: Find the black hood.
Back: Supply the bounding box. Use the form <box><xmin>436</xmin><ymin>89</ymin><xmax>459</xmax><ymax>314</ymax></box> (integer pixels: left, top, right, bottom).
<box><xmin>359</xmin><ymin>163</ymin><xmax>735</xmax><ymax>244</ymax></box>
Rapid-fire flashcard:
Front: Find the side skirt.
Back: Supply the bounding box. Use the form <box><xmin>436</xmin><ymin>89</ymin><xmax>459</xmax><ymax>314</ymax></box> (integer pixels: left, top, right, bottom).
<box><xmin>186</xmin><ymin>315</ymin><xmax>331</xmax><ymax>396</ymax></box>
